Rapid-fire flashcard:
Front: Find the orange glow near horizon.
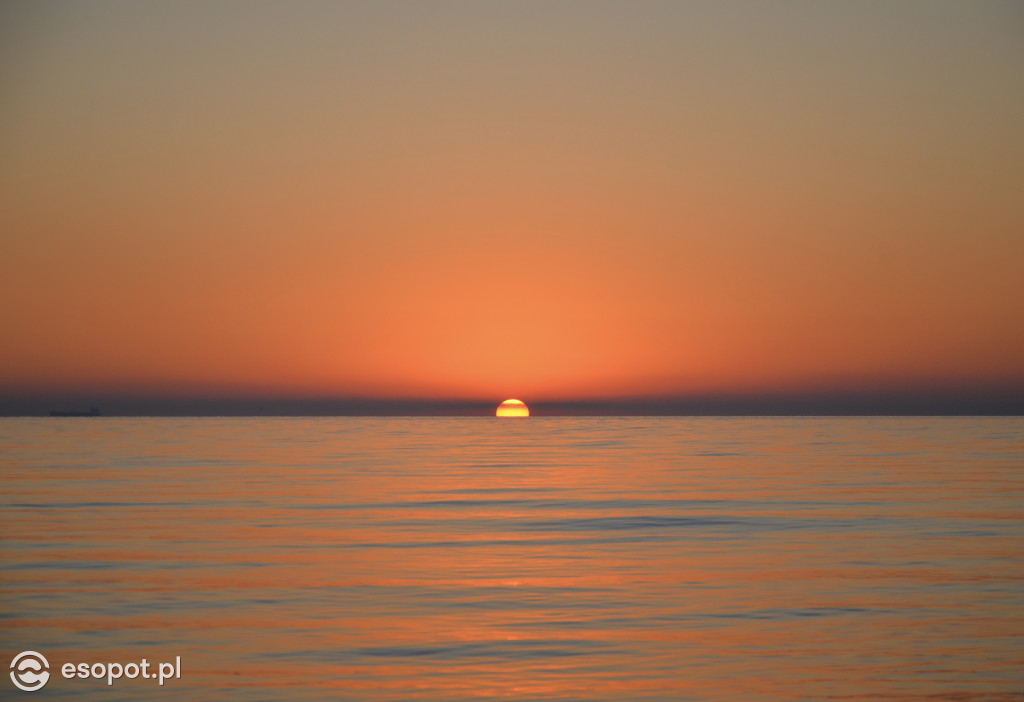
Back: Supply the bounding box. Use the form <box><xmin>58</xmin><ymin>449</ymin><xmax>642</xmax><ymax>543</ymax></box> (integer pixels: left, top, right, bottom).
<box><xmin>0</xmin><ymin>4</ymin><xmax>1022</xmax><ymax>402</ymax></box>
<box><xmin>496</xmin><ymin>399</ymin><xmax>530</xmax><ymax>417</ymax></box>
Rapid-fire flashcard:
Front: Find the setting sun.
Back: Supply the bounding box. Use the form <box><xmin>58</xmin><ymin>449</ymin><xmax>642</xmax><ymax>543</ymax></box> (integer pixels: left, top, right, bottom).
<box><xmin>496</xmin><ymin>399</ymin><xmax>529</xmax><ymax>417</ymax></box>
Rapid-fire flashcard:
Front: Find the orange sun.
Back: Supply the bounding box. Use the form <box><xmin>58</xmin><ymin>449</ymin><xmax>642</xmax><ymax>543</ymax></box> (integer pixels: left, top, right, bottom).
<box><xmin>496</xmin><ymin>399</ymin><xmax>529</xmax><ymax>417</ymax></box>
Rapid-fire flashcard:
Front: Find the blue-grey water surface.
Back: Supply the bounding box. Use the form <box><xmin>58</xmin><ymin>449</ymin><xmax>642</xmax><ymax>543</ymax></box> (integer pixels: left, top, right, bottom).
<box><xmin>1</xmin><ymin>417</ymin><xmax>1022</xmax><ymax>700</ymax></box>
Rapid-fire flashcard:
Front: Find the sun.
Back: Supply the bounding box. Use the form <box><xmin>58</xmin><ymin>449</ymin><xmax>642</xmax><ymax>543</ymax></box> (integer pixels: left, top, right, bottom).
<box><xmin>496</xmin><ymin>399</ymin><xmax>529</xmax><ymax>417</ymax></box>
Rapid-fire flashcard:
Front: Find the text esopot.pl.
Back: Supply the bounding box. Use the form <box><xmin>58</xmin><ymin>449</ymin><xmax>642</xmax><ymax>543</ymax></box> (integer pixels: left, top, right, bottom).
<box><xmin>10</xmin><ymin>652</ymin><xmax>182</xmax><ymax>692</ymax></box>
<box><xmin>63</xmin><ymin>657</ymin><xmax>182</xmax><ymax>686</ymax></box>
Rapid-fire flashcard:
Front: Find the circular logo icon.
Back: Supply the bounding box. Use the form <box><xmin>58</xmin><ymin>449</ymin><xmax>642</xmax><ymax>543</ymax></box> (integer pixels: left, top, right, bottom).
<box><xmin>10</xmin><ymin>652</ymin><xmax>49</xmax><ymax>692</ymax></box>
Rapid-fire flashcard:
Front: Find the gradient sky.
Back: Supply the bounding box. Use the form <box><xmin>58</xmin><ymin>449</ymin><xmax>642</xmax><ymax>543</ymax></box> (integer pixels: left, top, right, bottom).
<box><xmin>2</xmin><ymin>1</ymin><xmax>1022</xmax><ymax>402</ymax></box>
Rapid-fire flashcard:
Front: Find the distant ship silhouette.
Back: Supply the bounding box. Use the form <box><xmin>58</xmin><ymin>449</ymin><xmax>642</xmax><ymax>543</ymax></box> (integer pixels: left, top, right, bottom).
<box><xmin>49</xmin><ymin>407</ymin><xmax>101</xmax><ymax>417</ymax></box>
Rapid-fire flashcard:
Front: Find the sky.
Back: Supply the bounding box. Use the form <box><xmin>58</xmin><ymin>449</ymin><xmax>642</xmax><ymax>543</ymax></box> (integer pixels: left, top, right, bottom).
<box><xmin>1</xmin><ymin>1</ymin><xmax>1022</xmax><ymax>409</ymax></box>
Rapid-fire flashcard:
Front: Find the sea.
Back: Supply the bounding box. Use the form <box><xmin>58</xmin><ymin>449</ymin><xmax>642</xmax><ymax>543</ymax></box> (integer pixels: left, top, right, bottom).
<box><xmin>1</xmin><ymin>417</ymin><xmax>1022</xmax><ymax>700</ymax></box>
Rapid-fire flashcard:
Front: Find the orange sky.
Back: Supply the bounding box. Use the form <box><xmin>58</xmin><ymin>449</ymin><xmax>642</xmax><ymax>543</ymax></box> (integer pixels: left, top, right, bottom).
<box><xmin>1</xmin><ymin>2</ymin><xmax>1022</xmax><ymax>401</ymax></box>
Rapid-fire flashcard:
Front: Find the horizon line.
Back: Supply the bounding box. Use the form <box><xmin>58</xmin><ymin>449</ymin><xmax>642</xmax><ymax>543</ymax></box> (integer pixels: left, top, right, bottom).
<box><xmin>2</xmin><ymin>388</ymin><xmax>1022</xmax><ymax>417</ymax></box>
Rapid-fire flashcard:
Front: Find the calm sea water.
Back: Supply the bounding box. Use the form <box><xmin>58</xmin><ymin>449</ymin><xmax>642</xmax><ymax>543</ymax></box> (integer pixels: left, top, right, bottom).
<box><xmin>1</xmin><ymin>417</ymin><xmax>1022</xmax><ymax>700</ymax></box>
